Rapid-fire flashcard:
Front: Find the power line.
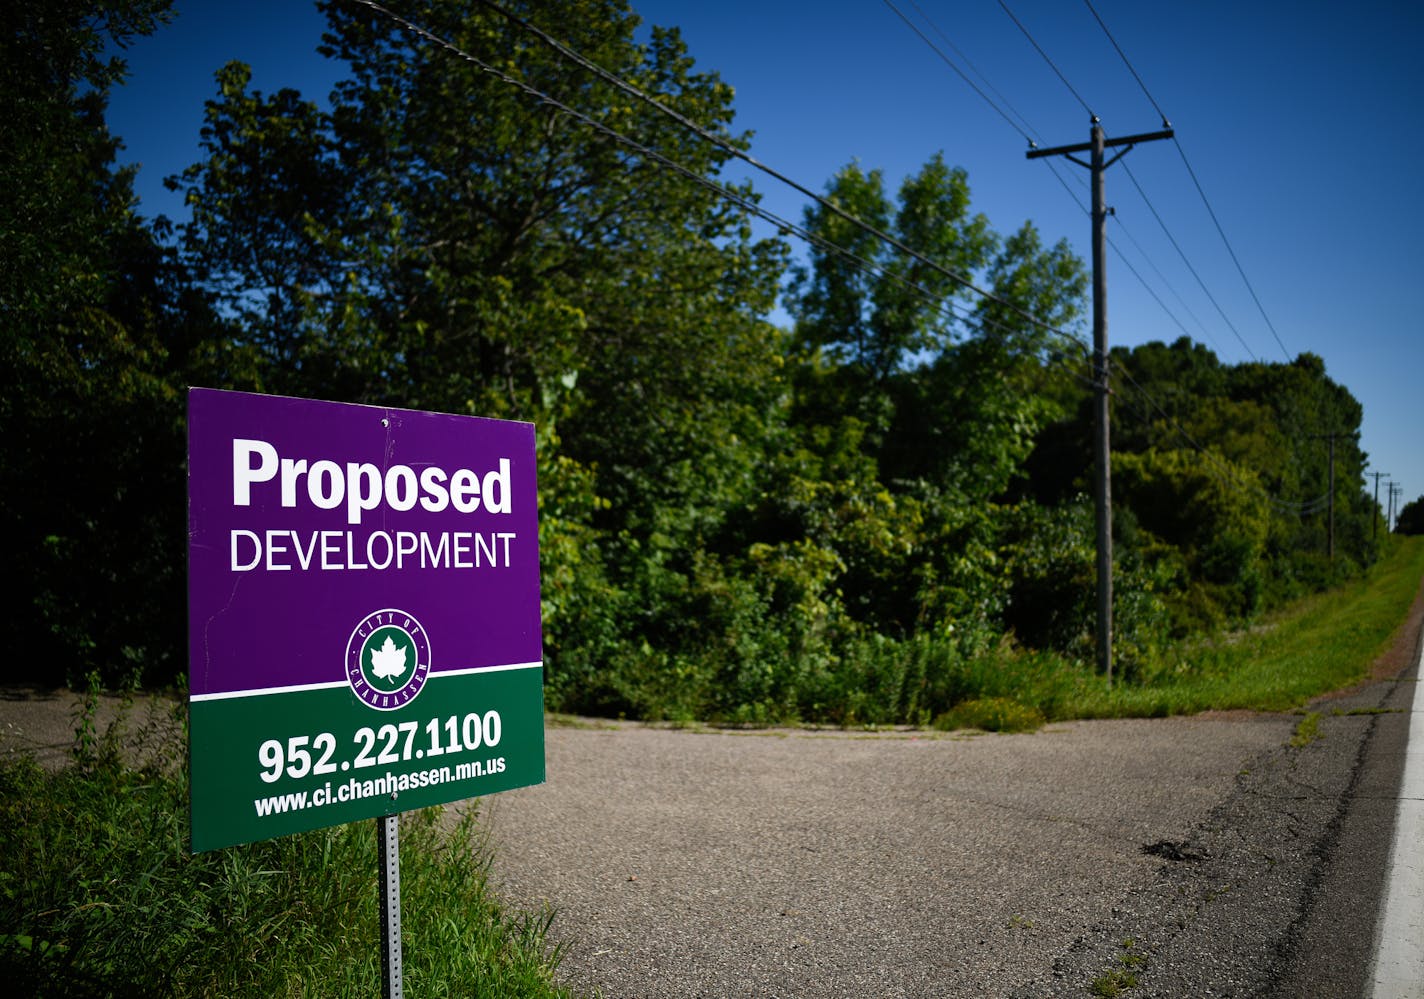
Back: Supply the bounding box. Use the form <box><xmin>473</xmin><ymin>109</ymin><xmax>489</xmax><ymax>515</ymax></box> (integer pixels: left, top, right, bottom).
<box><xmin>1106</xmin><ymin>233</ymin><xmax>1206</xmax><ymax>346</ymax></box>
<box><xmin>880</xmin><ymin>0</ymin><xmax>1308</xmax><ymax>517</ymax></box>
<box><xmin>1172</xmin><ymin>143</ymin><xmax>1294</xmax><ymax>362</ymax></box>
<box><xmin>349</xmin><ymin>0</ymin><xmax>1090</xmax><ymax>351</ymax></box>
<box><xmin>1081</xmin><ymin>0</ymin><xmax>1169</xmax><ymax>127</ymax></box>
<box><xmin>343</xmin><ymin>0</ymin><xmax>1090</xmax><ymax>363</ymax></box>
<box><xmin>880</xmin><ymin>0</ymin><xmax>1037</xmax><ymax>146</ymax></box>
<box><xmin>1107</xmin><ymin>219</ymin><xmax>1223</xmax><ymax>353</ymax></box>
<box><xmin>880</xmin><ymin>0</ymin><xmax>1229</xmax><ymax>366</ymax></box>
<box><xmin>1078</xmin><ymin>0</ymin><xmax>1293</xmax><ymax>364</ymax></box>
<box><xmin>358</xmin><ymin>0</ymin><xmax>1316</xmax><ymax>524</ymax></box>
<box><xmin>997</xmin><ymin>0</ymin><xmax>1096</xmax><ymax>119</ymax></box>
<box><xmin>1120</xmin><ymin>159</ymin><xmax>1260</xmax><ymax>361</ymax></box>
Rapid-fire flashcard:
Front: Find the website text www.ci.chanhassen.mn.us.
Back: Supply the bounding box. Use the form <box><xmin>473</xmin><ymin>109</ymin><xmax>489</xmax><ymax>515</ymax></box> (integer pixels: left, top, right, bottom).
<box><xmin>253</xmin><ymin>757</ymin><xmax>506</xmax><ymax>817</ymax></box>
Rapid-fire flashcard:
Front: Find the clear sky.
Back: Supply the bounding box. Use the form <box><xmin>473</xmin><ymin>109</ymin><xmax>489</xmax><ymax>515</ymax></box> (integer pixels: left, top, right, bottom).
<box><xmin>105</xmin><ymin>1</ymin><xmax>1423</xmax><ymax>514</ymax></box>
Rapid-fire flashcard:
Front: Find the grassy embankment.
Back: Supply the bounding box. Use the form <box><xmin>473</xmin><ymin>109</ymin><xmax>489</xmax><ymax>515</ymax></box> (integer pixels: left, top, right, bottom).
<box><xmin>0</xmin><ymin>692</ymin><xmax>573</xmax><ymax>998</ymax></box>
<box><xmin>946</xmin><ymin>535</ymin><xmax>1424</xmax><ymax>729</ymax></box>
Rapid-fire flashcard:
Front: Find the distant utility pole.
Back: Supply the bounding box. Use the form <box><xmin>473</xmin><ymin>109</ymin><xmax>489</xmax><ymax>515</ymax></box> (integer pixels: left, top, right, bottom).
<box><xmin>1390</xmin><ymin>482</ymin><xmax>1404</xmax><ymax>532</ymax></box>
<box><xmin>1370</xmin><ymin>471</ymin><xmax>1390</xmax><ymax>540</ymax></box>
<box><xmin>1027</xmin><ymin>117</ymin><xmax>1173</xmax><ymax>687</ymax></box>
<box><xmin>1310</xmin><ymin>432</ymin><xmax>1347</xmax><ymax>560</ymax></box>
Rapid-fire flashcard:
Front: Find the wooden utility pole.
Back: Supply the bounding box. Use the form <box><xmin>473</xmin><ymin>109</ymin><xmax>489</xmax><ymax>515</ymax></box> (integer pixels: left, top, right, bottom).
<box><xmin>1027</xmin><ymin>118</ymin><xmax>1173</xmax><ymax>686</ymax></box>
<box><xmin>1327</xmin><ymin>435</ymin><xmax>1336</xmax><ymax>559</ymax></box>
<box><xmin>1370</xmin><ymin>471</ymin><xmax>1389</xmax><ymax>540</ymax></box>
<box><xmin>1310</xmin><ymin>432</ymin><xmax>1352</xmax><ymax>558</ymax></box>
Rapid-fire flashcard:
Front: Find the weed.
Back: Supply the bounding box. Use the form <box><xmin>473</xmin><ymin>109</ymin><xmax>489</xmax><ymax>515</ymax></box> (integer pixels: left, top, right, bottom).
<box><xmin>1091</xmin><ymin>939</ymin><xmax>1145</xmax><ymax>996</ymax></box>
<box><xmin>933</xmin><ymin>697</ymin><xmax>1047</xmax><ymax>733</ymax></box>
<box><xmin>1289</xmin><ymin>712</ymin><xmax>1323</xmax><ymax>748</ymax></box>
<box><xmin>1091</xmin><ymin>968</ymin><xmax>1139</xmax><ymax>997</ymax></box>
<box><xmin>0</xmin><ymin>703</ymin><xmax>571</xmax><ymax>998</ymax></box>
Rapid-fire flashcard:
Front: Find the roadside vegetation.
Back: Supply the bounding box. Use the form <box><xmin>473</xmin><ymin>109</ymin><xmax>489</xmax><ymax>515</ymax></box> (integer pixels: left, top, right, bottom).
<box><xmin>11</xmin><ymin>0</ymin><xmax>1413</xmax><ymax>732</ymax></box>
<box><xmin>0</xmin><ymin>692</ymin><xmax>571</xmax><ymax>998</ymax></box>
<box><xmin>925</xmin><ymin>535</ymin><xmax>1423</xmax><ymax>731</ymax></box>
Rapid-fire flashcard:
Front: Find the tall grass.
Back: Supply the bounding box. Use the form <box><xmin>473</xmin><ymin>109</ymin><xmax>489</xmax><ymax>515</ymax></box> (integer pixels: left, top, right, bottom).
<box><xmin>0</xmin><ymin>699</ymin><xmax>572</xmax><ymax>998</ymax></box>
<box><xmin>959</xmin><ymin>536</ymin><xmax>1424</xmax><ymax>726</ymax></box>
<box><xmin>1073</xmin><ymin>534</ymin><xmax>1424</xmax><ymax>719</ymax></box>
<box><xmin>803</xmin><ymin>536</ymin><xmax>1424</xmax><ymax>730</ymax></box>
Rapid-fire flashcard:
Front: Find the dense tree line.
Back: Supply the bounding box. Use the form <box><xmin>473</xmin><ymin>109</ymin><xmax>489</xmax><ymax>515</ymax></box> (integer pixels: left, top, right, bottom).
<box><xmin>1398</xmin><ymin>497</ymin><xmax>1424</xmax><ymax>536</ymax></box>
<box><xmin>5</xmin><ymin>0</ymin><xmax>1390</xmax><ymax>721</ymax></box>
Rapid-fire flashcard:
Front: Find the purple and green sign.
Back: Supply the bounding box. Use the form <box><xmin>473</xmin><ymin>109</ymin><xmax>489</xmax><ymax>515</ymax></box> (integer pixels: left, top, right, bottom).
<box><xmin>186</xmin><ymin>388</ymin><xmax>544</xmax><ymax>852</ymax></box>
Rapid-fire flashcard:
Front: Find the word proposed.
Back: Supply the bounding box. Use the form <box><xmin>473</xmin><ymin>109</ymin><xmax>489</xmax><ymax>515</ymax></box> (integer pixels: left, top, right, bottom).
<box><xmin>233</xmin><ymin>438</ymin><xmax>514</xmax><ymax>525</ymax></box>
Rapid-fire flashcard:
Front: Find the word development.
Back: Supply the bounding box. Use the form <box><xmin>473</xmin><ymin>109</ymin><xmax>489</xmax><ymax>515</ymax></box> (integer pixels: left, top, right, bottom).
<box><xmin>231</xmin><ymin>528</ymin><xmax>518</xmax><ymax>573</ymax></box>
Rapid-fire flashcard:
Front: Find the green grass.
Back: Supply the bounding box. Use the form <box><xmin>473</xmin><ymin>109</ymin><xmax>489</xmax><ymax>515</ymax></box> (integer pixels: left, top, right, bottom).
<box><xmin>0</xmin><ymin>700</ymin><xmax>572</xmax><ymax>998</ymax></box>
<box><xmin>933</xmin><ymin>697</ymin><xmax>1047</xmax><ymax>734</ymax></box>
<box><xmin>1020</xmin><ymin>536</ymin><xmax>1424</xmax><ymax>722</ymax></box>
<box><xmin>926</xmin><ymin>537</ymin><xmax>1424</xmax><ymax>730</ymax></box>
<box><xmin>1090</xmin><ymin>939</ymin><xmax>1146</xmax><ymax>997</ymax></box>
<box><xmin>1289</xmin><ymin>711</ymin><xmax>1323</xmax><ymax>748</ymax></box>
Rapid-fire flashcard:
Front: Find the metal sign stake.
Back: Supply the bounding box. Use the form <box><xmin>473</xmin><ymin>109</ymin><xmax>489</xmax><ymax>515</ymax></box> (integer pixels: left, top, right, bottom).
<box><xmin>378</xmin><ymin>812</ymin><xmax>404</xmax><ymax>998</ymax></box>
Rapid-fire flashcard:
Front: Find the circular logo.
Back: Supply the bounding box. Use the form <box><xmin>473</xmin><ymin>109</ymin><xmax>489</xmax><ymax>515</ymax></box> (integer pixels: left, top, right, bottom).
<box><xmin>346</xmin><ymin>609</ymin><xmax>432</xmax><ymax>710</ymax></box>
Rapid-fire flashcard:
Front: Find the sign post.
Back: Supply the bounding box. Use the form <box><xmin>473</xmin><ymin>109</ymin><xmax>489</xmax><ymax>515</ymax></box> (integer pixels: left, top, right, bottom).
<box><xmin>186</xmin><ymin>388</ymin><xmax>546</xmax><ymax>994</ymax></box>
<box><xmin>379</xmin><ymin>812</ymin><xmax>403</xmax><ymax>998</ymax></box>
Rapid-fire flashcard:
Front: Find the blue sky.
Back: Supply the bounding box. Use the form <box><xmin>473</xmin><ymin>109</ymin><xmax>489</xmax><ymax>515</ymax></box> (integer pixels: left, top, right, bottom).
<box><xmin>105</xmin><ymin>1</ymin><xmax>1423</xmax><ymax>514</ymax></box>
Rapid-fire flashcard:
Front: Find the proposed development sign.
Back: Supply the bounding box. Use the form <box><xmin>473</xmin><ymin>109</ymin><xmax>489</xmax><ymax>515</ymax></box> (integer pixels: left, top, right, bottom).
<box><xmin>187</xmin><ymin>388</ymin><xmax>544</xmax><ymax>852</ymax></box>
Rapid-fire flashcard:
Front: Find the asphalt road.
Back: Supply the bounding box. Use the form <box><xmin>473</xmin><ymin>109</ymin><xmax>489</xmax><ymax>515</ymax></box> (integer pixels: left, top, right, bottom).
<box><xmin>482</xmin><ymin>621</ymin><xmax>1423</xmax><ymax>997</ymax></box>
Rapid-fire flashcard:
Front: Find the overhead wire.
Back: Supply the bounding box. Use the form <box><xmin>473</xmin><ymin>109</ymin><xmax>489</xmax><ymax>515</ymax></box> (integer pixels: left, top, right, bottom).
<box><xmin>1001</xmin><ymin>0</ymin><xmax>1268</xmax><ymax>364</ymax></box>
<box><xmin>883</xmin><ymin>0</ymin><xmax>1220</xmax><ymax>364</ymax></box>
<box><xmin>348</xmin><ymin>0</ymin><xmax>1095</xmax><ymax>355</ymax></box>
<box><xmin>889</xmin><ymin>0</ymin><xmax>1237</xmax><ymax>363</ymax></box>
<box><xmin>877</xmin><ymin>0</ymin><xmax>1224</xmax><ymax>381</ymax></box>
<box><xmin>1172</xmin><ymin>146</ymin><xmax>1294</xmax><ymax>362</ymax></box>
<box><xmin>880</xmin><ymin>0</ymin><xmax>1037</xmax><ymax>147</ymax></box>
<box><xmin>1080</xmin><ymin>0</ymin><xmax>1169</xmax><ymax>127</ymax></box>
<box><xmin>1082</xmin><ymin>0</ymin><xmax>1294</xmax><ymax>364</ymax></box>
<box><xmin>1120</xmin><ymin>160</ymin><xmax>1260</xmax><ymax>361</ymax></box>
<box><xmin>996</xmin><ymin>0</ymin><xmax>1096</xmax><ymax>119</ymax></box>
<box><xmin>893</xmin><ymin>0</ymin><xmax>1324</xmax><ymax>511</ymax></box>
<box><xmin>353</xmin><ymin>0</ymin><xmax>1322</xmax><ymax>515</ymax></box>
<box><xmin>342</xmin><ymin>0</ymin><xmax>1093</xmax><ymax>374</ymax></box>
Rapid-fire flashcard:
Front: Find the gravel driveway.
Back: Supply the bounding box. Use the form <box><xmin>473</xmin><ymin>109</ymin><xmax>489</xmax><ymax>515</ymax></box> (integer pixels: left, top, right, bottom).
<box><xmin>481</xmin><ymin>712</ymin><xmax>1296</xmax><ymax>997</ymax></box>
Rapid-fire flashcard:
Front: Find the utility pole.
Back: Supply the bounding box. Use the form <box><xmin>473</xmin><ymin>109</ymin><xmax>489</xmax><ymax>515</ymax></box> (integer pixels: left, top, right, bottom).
<box><xmin>1309</xmin><ymin>432</ymin><xmax>1349</xmax><ymax>559</ymax></box>
<box><xmin>1027</xmin><ymin>118</ymin><xmax>1173</xmax><ymax>687</ymax></box>
<box><xmin>1370</xmin><ymin>471</ymin><xmax>1390</xmax><ymax>540</ymax></box>
<box><xmin>1390</xmin><ymin>482</ymin><xmax>1404</xmax><ymax>532</ymax></box>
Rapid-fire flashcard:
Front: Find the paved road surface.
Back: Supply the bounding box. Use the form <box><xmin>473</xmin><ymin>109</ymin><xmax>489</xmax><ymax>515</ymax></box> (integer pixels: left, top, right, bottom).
<box><xmin>483</xmin><ymin>622</ymin><xmax>1423</xmax><ymax>997</ymax></box>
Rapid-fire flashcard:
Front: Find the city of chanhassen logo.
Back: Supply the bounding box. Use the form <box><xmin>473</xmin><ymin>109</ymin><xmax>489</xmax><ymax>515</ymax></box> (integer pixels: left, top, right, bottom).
<box><xmin>346</xmin><ymin>609</ymin><xmax>432</xmax><ymax>710</ymax></box>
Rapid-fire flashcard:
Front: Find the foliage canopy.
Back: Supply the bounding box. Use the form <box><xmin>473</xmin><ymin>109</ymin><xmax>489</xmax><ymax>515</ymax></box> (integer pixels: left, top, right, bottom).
<box><xmin>5</xmin><ymin>0</ymin><xmax>1395</xmax><ymax>727</ymax></box>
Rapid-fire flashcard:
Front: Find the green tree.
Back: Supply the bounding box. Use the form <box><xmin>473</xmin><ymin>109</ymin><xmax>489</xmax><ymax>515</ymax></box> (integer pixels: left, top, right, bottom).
<box><xmin>171</xmin><ymin>0</ymin><xmax>790</xmax><ymax>705</ymax></box>
<box><xmin>2</xmin><ymin>0</ymin><xmax>206</xmax><ymax>684</ymax></box>
<box><xmin>777</xmin><ymin>156</ymin><xmax>1088</xmax><ymax>642</ymax></box>
<box><xmin>1396</xmin><ymin>496</ymin><xmax>1424</xmax><ymax>536</ymax></box>
<box><xmin>787</xmin><ymin>154</ymin><xmax>996</xmax><ymax>408</ymax></box>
